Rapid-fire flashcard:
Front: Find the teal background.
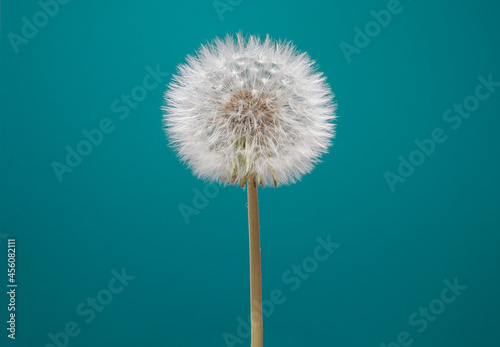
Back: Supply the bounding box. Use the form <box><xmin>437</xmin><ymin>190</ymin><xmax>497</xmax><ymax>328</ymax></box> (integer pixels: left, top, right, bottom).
<box><xmin>1</xmin><ymin>0</ymin><xmax>500</xmax><ymax>346</ymax></box>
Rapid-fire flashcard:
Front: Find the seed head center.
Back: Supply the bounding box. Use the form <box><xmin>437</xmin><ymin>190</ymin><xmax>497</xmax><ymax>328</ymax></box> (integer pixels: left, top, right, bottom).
<box><xmin>223</xmin><ymin>90</ymin><xmax>277</xmax><ymax>129</ymax></box>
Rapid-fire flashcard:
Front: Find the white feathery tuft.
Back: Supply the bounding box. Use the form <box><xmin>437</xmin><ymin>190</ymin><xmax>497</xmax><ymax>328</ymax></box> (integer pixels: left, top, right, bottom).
<box><xmin>162</xmin><ymin>33</ymin><xmax>337</xmax><ymax>187</ymax></box>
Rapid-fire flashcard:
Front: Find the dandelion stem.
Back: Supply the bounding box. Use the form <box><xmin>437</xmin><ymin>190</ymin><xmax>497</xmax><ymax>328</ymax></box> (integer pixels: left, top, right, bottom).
<box><xmin>247</xmin><ymin>174</ymin><xmax>263</xmax><ymax>347</ymax></box>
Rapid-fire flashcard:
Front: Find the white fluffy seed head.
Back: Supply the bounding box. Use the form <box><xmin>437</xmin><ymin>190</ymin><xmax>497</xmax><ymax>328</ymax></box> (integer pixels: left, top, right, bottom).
<box><xmin>163</xmin><ymin>33</ymin><xmax>337</xmax><ymax>187</ymax></box>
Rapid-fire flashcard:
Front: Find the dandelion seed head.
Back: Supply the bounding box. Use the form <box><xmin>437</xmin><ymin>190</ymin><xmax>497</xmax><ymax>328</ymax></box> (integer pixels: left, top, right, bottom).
<box><xmin>163</xmin><ymin>33</ymin><xmax>337</xmax><ymax>187</ymax></box>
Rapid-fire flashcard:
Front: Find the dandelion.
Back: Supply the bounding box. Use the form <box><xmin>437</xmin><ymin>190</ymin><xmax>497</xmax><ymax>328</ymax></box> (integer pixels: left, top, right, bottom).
<box><xmin>163</xmin><ymin>33</ymin><xmax>336</xmax><ymax>347</ymax></box>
